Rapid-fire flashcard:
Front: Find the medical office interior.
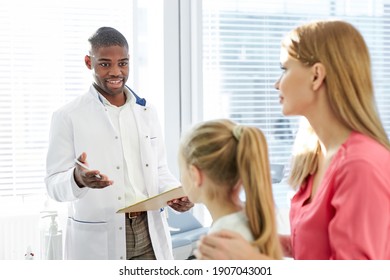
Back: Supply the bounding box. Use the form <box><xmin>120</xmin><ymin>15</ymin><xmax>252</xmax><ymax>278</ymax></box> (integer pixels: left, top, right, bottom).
<box><xmin>1</xmin><ymin>0</ymin><xmax>389</xmax><ymax>260</ymax></box>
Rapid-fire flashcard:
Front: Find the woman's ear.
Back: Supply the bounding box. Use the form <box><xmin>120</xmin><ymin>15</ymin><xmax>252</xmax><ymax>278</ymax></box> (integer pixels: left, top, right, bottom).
<box><xmin>311</xmin><ymin>62</ymin><xmax>326</xmax><ymax>91</ymax></box>
<box><xmin>85</xmin><ymin>55</ymin><xmax>92</xmax><ymax>70</ymax></box>
<box><xmin>189</xmin><ymin>164</ymin><xmax>203</xmax><ymax>188</ymax></box>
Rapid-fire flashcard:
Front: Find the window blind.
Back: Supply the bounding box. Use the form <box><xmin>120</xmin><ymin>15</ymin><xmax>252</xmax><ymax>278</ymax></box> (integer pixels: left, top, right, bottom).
<box><xmin>0</xmin><ymin>0</ymin><xmax>132</xmax><ymax>199</ymax></box>
<box><xmin>202</xmin><ymin>0</ymin><xmax>390</xmax><ymax>169</ymax></box>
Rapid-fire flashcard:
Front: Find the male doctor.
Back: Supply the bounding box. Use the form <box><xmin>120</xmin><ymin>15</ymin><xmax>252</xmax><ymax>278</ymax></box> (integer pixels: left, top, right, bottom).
<box><xmin>45</xmin><ymin>27</ymin><xmax>193</xmax><ymax>260</ymax></box>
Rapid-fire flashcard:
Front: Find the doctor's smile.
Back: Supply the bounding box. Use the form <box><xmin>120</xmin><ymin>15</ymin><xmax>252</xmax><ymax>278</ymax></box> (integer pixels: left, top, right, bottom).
<box><xmin>107</xmin><ymin>78</ymin><xmax>124</xmax><ymax>88</ymax></box>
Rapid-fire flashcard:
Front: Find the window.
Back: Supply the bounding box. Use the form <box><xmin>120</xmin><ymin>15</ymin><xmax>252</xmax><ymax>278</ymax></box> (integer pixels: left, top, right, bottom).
<box><xmin>201</xmin><ymin>0</ymin><xmax>390</xmax><ymax>176</ymax></box>
<box><xmin>196</xmin><ymin>0</ymin><xmax>390</xmax><ymax>219</ymax></box>
<box><xmin>0</xmin><ymin>0</ymin><xmax>165</xmax><ymax>209</ymax></box>
<box><xmin>0</xmin><ymin>1</ymin><xmax>167</xmax><ymax>260</ymax></box>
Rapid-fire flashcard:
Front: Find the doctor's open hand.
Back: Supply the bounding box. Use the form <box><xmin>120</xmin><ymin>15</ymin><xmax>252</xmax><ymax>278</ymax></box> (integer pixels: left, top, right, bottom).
<box><xmin>74</xmin><ymin>152</ymin><xmax>114</xmax><ymax>189</ymax></box>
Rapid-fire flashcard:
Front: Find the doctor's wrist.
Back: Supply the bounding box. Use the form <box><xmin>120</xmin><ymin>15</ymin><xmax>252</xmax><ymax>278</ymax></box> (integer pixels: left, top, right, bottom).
<box><xmin>73</xmin><ymin>168</ymin><xmax>86</xmax><ymax>188</ymax></box>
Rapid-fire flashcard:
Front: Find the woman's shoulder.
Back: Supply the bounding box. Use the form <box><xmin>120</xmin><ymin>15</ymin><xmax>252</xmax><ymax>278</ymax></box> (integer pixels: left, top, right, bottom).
<box><xmin>335</xmin><ymin>131</ymin><xmax>390</xmax><ymax>179</ymax></box>
<box><xmin>342</xmin><ymin>131</ymin><xmax>390</xmax><ymax>160</ymax></box>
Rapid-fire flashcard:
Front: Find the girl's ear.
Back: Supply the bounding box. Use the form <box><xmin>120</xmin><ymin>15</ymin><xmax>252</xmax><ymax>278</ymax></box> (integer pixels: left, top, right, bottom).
<box><xmin>231</xmin><ymin>179</ymin><xmax>243</xmax><ymax>198</ymax></box>
<box><xmin>189</xmin><ymin>164</ymin><xmax>203</xmax><ymax>188</ymax></box>
<box><xmin>232</xmin><ymin>179</ymin><xmax>242</xmax><ymax>191</ymax></box>
<box><xmin>311</xmin><ymin>62</ymin><xmax>326</xmax><ymax>91</ymax></box>
<box><xmin>85</xmin><ymin>55</ymin><xmax>92</xmax><ymax>69</ymax></box>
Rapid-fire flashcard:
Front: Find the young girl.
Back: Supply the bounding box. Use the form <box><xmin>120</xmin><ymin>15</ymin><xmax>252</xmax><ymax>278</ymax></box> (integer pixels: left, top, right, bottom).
<box><xmin>179</xmin><ymin>119</ymin><xmax>282</xmax><ymax>259</ymax></box>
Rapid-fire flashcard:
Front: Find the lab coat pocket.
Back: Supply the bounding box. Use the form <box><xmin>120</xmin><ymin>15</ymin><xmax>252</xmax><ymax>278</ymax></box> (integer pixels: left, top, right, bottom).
<box><xmin>149</xmin><ymin>136</ymin><xmax>158</xmax><ymax>146</ymax></box>
<box><xmin>149</xmin><ymin>136</ymin><xmax>159</xmax><ymax>163</ymax></box>
<box><xmin>66</xmin><ymin>218</ymin><xmax>109</xmax><ymax>260</ymax></box>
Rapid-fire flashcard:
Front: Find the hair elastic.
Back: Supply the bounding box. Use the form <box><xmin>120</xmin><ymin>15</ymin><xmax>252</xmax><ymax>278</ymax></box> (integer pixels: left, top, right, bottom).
<box><xmin>233</xmin><ymin>125</ymin><xmax>244</xmax><ymax>141</ymax></box>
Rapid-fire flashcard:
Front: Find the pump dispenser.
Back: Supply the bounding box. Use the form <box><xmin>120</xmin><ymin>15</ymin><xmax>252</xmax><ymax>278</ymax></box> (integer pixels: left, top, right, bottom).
<box><xmin>41</xmin><ymin>211</ymin><xmax>62</xmax><ymax>260</ymax></box>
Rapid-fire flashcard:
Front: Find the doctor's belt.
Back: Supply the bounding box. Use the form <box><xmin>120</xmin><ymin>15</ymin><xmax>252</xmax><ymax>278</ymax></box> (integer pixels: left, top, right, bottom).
<box><xmin>127</xmin><ymin>211</ymin><xmax>146</xmax><ymax>219</ymax></box>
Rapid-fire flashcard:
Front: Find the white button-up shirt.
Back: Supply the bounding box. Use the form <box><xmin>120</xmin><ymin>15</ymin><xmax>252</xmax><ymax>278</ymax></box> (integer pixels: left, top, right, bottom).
<box><xmin>99</xmin><ymin>92</ymin><xmax>147</xmax><ymax>205</ymax></box>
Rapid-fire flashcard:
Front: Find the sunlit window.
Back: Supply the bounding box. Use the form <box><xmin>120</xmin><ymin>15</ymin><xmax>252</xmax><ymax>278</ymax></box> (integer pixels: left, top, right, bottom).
<box><xmin>0</xmin><ymin>0</ymin><xmax>164</xmax><ymax>209</ymax></box>
<box><xmin>202</xmin><ymin>0</ymin><xmax>390</xmax><ymax>173</ymax></box>
<box><xmin>200</xmin><ymin>0</ymin><xmax>390</xmax><ymax>220</ymax></box>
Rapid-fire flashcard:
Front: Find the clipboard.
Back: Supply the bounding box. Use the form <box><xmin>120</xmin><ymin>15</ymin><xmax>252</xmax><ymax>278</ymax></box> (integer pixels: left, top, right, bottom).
<box><xmin>116</xmin><ymin>186</ymin><xmax>185</xmax><ymax>213</ymax></box>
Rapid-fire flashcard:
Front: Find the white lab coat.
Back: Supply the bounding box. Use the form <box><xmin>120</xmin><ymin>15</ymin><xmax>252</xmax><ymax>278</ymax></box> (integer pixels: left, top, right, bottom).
<box><xmin>45</xmin><ymin>85</ymin><xmax>180</xmax><ymax>260</ymax></box>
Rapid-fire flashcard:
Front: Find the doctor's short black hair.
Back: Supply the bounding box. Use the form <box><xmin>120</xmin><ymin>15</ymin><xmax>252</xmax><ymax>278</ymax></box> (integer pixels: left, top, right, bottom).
<box><xmin>88</xmin><ymin>27</ymin><xmax>129</xmax><ymax>52</ymax></box>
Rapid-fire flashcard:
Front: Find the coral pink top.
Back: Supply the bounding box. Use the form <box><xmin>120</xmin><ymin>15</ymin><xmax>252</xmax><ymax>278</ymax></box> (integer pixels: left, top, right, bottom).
<box><xmin>289</xmin><ymin>132</ymin><xmax>390</xmax><ymax>259</ymax></box>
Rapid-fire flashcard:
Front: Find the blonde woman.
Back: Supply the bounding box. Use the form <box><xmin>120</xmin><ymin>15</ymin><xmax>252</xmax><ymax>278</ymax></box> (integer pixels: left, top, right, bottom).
<box><xmin>179</xmin><ymin>119</ymin><xmax>282</xmax><ymax>259</ymax></box>
<box><xmin>196</xmin><ymin>20</ymin><xmax>390</xmax><ymax>260</ymax></box>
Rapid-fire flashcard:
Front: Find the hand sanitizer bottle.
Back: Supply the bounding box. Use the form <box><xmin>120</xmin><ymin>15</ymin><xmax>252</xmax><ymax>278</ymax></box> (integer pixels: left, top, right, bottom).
<box><xmin>42</xmin><ymin>212</ymin><xmax>63</xmax><ymax>260</ymax></box>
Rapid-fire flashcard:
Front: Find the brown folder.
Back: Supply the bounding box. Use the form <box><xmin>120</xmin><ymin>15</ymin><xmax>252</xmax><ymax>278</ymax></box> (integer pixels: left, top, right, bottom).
<box><xmin>116</xmin><ymin>186</ymin><xmax>185</xmax><ymax>213</ymax></box>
